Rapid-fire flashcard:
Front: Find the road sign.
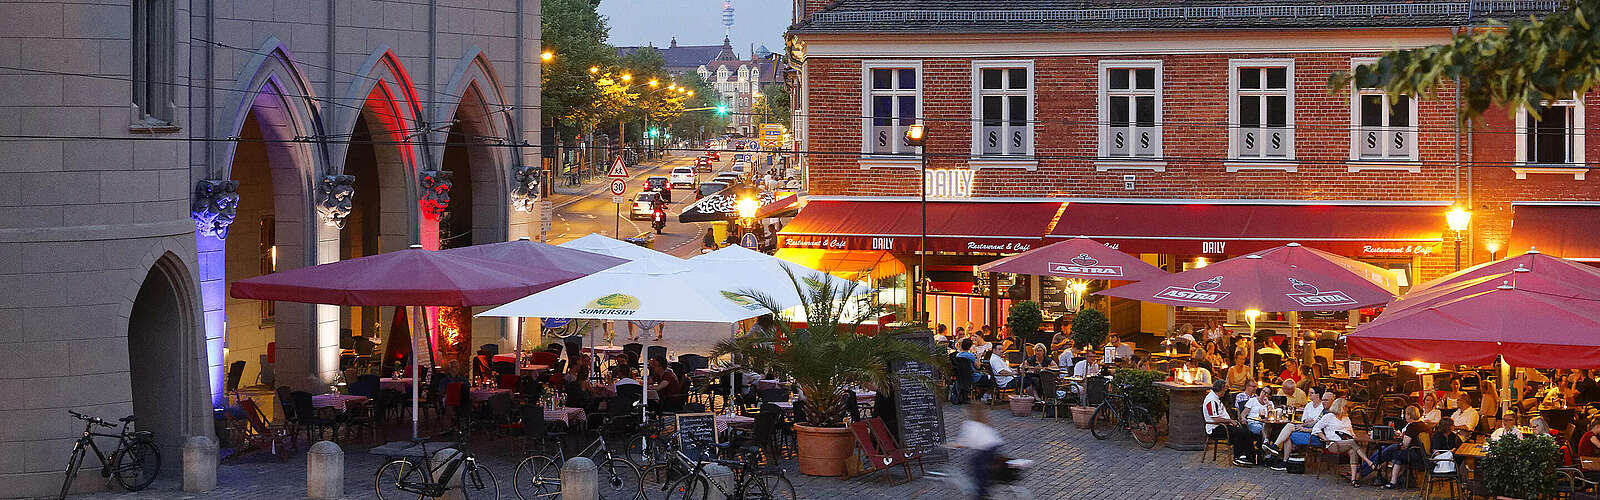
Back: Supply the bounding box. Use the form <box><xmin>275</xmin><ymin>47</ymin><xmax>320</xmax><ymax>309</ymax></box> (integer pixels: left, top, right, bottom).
<box><xmin>608</xmin><ymin>157</ymin><xmax>628</xmax><ymax>178</ymax></box>
<box><xmin>740</xmin><ymin>232</ymin><xmax>759</xmax><ymax>249</ymax></box>
<box><xmin>612</xmin><ymin>195</ymin><xmax>625</xmax><ymax>203</ymax></box>
<box><xmin>610</xmin><ymin>179</ymin><xmax>626</xmax><ymax>196</ymax></box>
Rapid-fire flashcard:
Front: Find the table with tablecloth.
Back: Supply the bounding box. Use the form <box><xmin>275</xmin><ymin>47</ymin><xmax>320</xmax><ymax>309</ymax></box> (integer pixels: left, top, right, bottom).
<box><xmin>311</xmin><ymin>394</ymin><xmax>368</xmax><ymax>411</ymax></box>
<box><xmin>470</xmin><ymin>388</ymin><xmax>511</xmax><ymax>402</ymax></box>
<box><xmin>379</xmin><ymin>377</ymin><xmax>413</xmax><ymax>392</ymax></box>
<box><xmin>545</xmin><ymin>406</ymin><xmax>586</xmax><ymax>427</ymax></box>
<box><xmin>715</xmin><ymin>414</ymin><xmax>754</xmax><ymax>435</ymax></box>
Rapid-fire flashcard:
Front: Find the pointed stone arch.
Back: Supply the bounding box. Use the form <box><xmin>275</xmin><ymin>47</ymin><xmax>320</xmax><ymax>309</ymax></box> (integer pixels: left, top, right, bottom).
<box><xmin>432</xmin><ymin>47</ymin><xmax>518</xmax><ymax>246</ymax></box>
<box><xmin>328</xmin><ymin>46</ymin><xmax>427</xmax><ymax>253</ymax></box>
<box><xmin>119</xmin><ymin>243</ymin><xmax>209</xmax><ymax>464</ymax></box>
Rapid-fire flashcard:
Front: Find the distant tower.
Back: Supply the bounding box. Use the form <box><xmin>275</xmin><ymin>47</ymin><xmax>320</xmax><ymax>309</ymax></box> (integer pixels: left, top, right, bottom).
<box><xmin>722</xmin><ymin>1</ymin><xmax>735</xmax><ymax>38</ymax></box>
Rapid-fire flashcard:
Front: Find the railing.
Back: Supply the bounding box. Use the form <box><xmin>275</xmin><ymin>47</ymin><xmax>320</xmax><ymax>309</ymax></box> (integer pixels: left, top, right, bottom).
<box><xmin>806</xmin><ymin>1</ymin><xmax>1564</xmax><ymax>25</ymax></box>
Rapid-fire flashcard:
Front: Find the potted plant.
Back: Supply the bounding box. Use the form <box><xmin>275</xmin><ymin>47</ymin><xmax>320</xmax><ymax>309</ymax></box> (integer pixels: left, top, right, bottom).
<box><xmin>1112</xmin><ymin>368</ymin><xmax>1169</xmax><ymax>440</ymax></box>
<box><xmin>712</xmin><ymin>267</ymin><xmax>937</xmax><ymax>477</ymax></box>
<box><xmin>1480</xmin><ymin>433</ymin><xmax>1561</xmax><ymax>499</ymax></box>
<box><xmin>1007</xmin><ymin>300</ymin><xmax>1044</xmax><ymax>346</ymax></box>
<box><xmin>1069</xmin><ymin>307</ymin><xmax>1110</xmax><ymax>352</ymax></box>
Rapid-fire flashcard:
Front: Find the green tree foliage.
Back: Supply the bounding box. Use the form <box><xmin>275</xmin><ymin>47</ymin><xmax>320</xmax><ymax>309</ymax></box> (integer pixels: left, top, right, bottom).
<box><xmin>756</xmin><ymin>83</ymin><xmax>790</xmax><ymax>126</ymax></box>
<box><xmin>1481</xmin><ymin>433</ymin><xmax>1561</xmax><ymax>498</ymax></box>
<box><xmin>669</xmin><ymin>72</ymin><xmax>728</xmax><ymax>140</ymax></box>
<box><xmin>1007</xmin><ymin>301</ymin><xmax>1043</xmax><ymax>337</ymax></box>
<box><xmin>1330</xmin><ymin>1</ymin><xmax>1600</xmax><ymax>119</ymax></box>
<box><xmin>541</xmin><ymin>0</ymin><xmax>616</xmax><ymax>128</ymax></box>
<box><xmin>1070</xmin><ymin>308</ymin><xmax>1110</xmax><ymax>350</ymax></box>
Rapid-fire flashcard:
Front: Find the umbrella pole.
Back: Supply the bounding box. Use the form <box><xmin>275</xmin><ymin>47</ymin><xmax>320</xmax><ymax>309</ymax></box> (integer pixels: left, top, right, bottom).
<box><xmin>641</xmin><ymin>333</ymin><xmax>650</xmax><ymax>426</ymax></box>
<box><xmin>514</xmin><ymin>320</ymin><xmax>523</xmax><ymax>377</ymax></box>
<box><xmin>410</xmin><ymin>305</ymin><xmax>422</xmax><ymax>441</ymax></box>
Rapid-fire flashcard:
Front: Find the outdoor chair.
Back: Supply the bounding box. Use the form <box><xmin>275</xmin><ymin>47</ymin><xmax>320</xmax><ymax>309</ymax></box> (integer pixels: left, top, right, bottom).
<box><xmin>289</xmin><ymin>391</ymin><xmax>337</xmax><ymax>442</ymax></box>
<box><xmin>622</xmin><ymin>343</ymin><xmax>644</xmax><ymax>365</ymax></box>
<box><xmin>350</xmin><ymin>374</ymin><xmax>380</xmax><ymax>398</ymax></box>
<box><xmin>227</xmin><ymin>398</ymin><xmax>294</xmax><ymax>462</ymax></box>
<box><xmin>677</xmin><ymin>353</ymin><xmax>708</xmax><ymax>371</ymax></box>
<box><xmin>340</xmin><ymin>398</ymin><xmax>378</xmax><ymax>443</ymax></box>
<box><xmin>516</xmin><ymin>404</ymin><xmax>565</xmax><ymax>456</ymax></box>
<box><xmin>528</xmin><ymin>351</ymin><xmax>559</xmax><ymax>367</ymax></box>
<box><xmin>849</xmin><ymin>417</ymin><xmax>923</xmax><ymax>483</ymax></box>
<box><xmin>647</xmin><ymin>345</ymin><xmax>666</xmax><ymax>361</ymax></box>
<box><xmin>483</xmin><ymin>392</ymin><xmax>517</xmax><ymax>437</ymax></box>
<box><xmin>729</xmin><ymin>404</ymin><xmax>782</xmax><ymax>463</ymax></box>
<box><xmin>1036</xmin><ymin>373</ymin><xmax>1066</xmax><ymax>417</ymax></box>
<box><xmin>226</xmin><ymin>360</ymin><xmax>246</xmax><ymax>404</ymax></box>
<box><xmin>950</xmin><ymin>358</ymin><xmax>975</xmax><ymax>405</ymax></box>
<box><xmin>546</xmin><ymin>343</ymin><xmax>563</xmax><ymax>356</ymax></box>
<box><xmin>274</xmin><ymin>386</ymin><xmax>297</xmax><ymax>434</ymax></box>
<box><xmin>1203</xmin><ymin>423</ymin><xmax>1231</xmax><ymax>463</ymax></box>
<box><xmin>498</xmin><ymin>373</ymin><xmax>519</xmax><ymax>390</ymax></box>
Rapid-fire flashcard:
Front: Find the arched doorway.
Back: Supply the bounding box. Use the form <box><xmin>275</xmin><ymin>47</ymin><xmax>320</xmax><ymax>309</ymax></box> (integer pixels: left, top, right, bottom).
<box><xmin>438</xmin><ymin>83</ymin><xmax>510</xmax><ymax>366</ymax></box>
<box><xmin>127</xmin><ymin>253</ymin><xmax>198</xmax><ymax>467</ymax></box>
<box><xmin>337</xmin><ymin>87</ymin><xmax>416</xmax><ymax>364</ymax></box>
<box><xmin>223</xmin><ymin>105</ymin><xmax>289</xmax><ymax>389</ymax></box>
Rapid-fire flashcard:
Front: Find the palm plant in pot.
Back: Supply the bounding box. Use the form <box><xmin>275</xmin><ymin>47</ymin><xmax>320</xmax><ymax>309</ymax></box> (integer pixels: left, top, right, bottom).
<box><xmin>711</xmin><ymin>266</ymin><xmax>937</xmax><ymax>477</ymax></box>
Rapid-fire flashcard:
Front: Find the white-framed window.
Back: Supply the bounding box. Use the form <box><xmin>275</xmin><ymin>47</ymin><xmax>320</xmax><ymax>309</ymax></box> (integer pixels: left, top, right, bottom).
<box><xmin>971</xmin><ymin>61</ymin><xmax>1033</xmax><ymax>158</ymax></box>
<box><xmin>1228</xmin><ymin>60</ymin><xmax>1295</xmax><ymax>162</ymax></box>
<box><xmin>1097</xmin><ymin>61</ymin><xmax>1162</xmax><ymax>163</ymax></box>
<box><xmin>1516</xmin><ymin>98</ymin><xmax>1585</xmax><ymax>165</ymax></box>
<box><xmin>133</xmin><ymin>0</ymin><xmax>176</xmax><ymax>127</ymax></box>
<box><xmin>861</xmin><ymin>61</ymin><xmax>921</xmax><ymax>156</ymax></box>
<box><xmin>1349</xmin><ymin>60</ymin><xmax>1418</xmax><ymax>163</ymax></box>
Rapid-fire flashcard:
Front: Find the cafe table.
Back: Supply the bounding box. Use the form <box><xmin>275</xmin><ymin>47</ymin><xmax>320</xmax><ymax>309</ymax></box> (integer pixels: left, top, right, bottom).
<box><xmin>470</xmin><ymin>387</ymin><xmax>511</xmax><ymax>403</ymax></box>
<box><xmin>379</xmin><ymin>377</ymin><xmax>413</xmax><ymax>392</ymax></box>
<box><xmin>311</xmin><ymin>393</ymin><xmax>368</xmax><ymax>411</ymax></box>
<box><xmin>715</xmin><ymin>414</ymin><xmax>754</xmax><ymax>435</ymax></box>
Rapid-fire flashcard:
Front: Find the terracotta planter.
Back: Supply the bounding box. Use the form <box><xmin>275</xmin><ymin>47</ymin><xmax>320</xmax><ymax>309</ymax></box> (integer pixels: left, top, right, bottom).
<box><xmin>795</xmin><ymin>424</ymin><xmax>855</xmax><ymax>477</ymax></box>
<box><xmin>1071</xmin><ymin>405</ymin><xmax>1096</xmax><ymax>428</ymax></box>
<box><xmin>1009</xmin><ymin>396</ymin><xmax>1036</xmax><ymax>417</ymax></box>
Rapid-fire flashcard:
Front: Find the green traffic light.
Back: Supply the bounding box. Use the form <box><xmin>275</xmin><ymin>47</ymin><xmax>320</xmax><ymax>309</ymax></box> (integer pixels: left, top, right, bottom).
<box><xmin>716</xmin><ymin>105</ymin><xmax>728</xmax><ymax>115</ymax></box>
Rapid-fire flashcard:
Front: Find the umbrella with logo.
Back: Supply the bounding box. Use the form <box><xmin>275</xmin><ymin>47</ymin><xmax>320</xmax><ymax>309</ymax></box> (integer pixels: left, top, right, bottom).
<box><xmin>979</xmin><ymin>235</ymin><xmax>1167</xmax><ymax>281</ymax></box>
<box><xmin>1407</xmin><ymin>248</ymin><xmax>1600</xmax><ymax>294</ymax></box>
<box><xmin>1097</xmin><ymin>243</ymin><xmax>1399</xmax><ymax>372</ymax></box>
<box><xmin>559</xmin><ymin>233</ymin><xmax>685</xmax><ymax>265</ymax></box>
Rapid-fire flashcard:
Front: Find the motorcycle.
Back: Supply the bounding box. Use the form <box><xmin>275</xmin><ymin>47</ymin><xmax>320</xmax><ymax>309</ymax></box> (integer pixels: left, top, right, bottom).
<box><xmin>651</xmin><ymin>208</ymin><xmax>666</xmax><ymax>234</ymax></box>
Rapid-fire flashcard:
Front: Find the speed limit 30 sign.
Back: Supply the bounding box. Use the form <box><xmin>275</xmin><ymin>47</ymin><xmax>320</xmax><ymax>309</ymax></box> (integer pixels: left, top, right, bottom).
<box><xmin>610</xmin><ymin>179</ymin><xmax>626</xmax><ymax>196</ymax></box>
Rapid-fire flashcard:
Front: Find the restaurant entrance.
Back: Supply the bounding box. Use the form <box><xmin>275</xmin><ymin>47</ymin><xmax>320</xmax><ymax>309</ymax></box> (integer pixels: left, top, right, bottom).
<box><xmin>127</xmin><ymin>253</ymin><xmax>204</xmax><ymax>469</ymax></box>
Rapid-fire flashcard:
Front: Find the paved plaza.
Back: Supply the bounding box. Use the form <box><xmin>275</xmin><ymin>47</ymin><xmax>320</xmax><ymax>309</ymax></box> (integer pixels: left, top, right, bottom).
<box><xmin>75</xmin><ymin>404</ymin><xmax>1422</xmax><ymax>500</ymax></box>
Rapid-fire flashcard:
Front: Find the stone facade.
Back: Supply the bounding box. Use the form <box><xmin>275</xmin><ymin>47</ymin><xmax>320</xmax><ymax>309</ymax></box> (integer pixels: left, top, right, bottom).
<box><xmin>0</xmin><ymin>0</ymin><xmax>541</xmax><ymax>496</ymax></box>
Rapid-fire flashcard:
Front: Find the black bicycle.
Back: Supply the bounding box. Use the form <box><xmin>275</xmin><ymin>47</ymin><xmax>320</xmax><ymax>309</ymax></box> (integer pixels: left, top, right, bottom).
<box><xmin>661</xmin><ymin>437</ymin><xmax>794</xmax><ymax>500</ymax></box>
<box><xmin>1089</xmin><ymin>390</ymin><xmax>1159</xmax><ymax>449</ymax></box>
<box><xmin>374</xmin><ymin>438</ymin><xmax>498</xmax><ymax>499</ymax></box>
<box><xmin>59</xmin><ymin>410</ymin><xmax>160</xmax><ymax>499</ymax></box>
<box><xmin>513</xmin><ymin>431</ymin><xmax>644</xmax><ymax>500</ymax></box>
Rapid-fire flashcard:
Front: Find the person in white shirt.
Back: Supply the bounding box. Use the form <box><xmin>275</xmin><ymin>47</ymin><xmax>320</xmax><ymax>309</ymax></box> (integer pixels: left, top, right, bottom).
<box><xmin>1244</xmin><ymin>390</ymin><xmax>1276</xmax><ymax>440</ymax></box>
<box><xmin>948</xmin><ymin>405</ymin><xmax>1005</xmax><ymax>499</ymax></box>
<box><xmin>988</xmin><ymin>351</ymin><xmax>1019</xmax><ymax>392</ymax></box>
<box><xmin>1271</xmin><ymin>388</ymin><xmax>1332</xmax><ymax>462</ymax></box>
<box><xmin>1419</xmin><ymin>393</ymin><xmax>1442</xmax><ymax>426</ymax></box>
<box><xmin>1204</xmin><ymin>379</ymin><xmax>1257</xmax><ymax>466</ymax></box>
<box><xmin>1450</xmin><ymin>393</ymin><xmax>1481</xmax><ymax>440</ymax></box>
<box><xmin>1489</xmin><ymin>415</ymin><xmax>1523</xmax><ymax>441</ymax></box>
<box><xmin>1073</xmin><ymin>350</ymin><xmax>1102</xmax><ymax>378</ymax></box>
<box><xmin>1314</xmin><ymin>398</ymin><xmax>1376</xmax><ymax>486</ymax></box>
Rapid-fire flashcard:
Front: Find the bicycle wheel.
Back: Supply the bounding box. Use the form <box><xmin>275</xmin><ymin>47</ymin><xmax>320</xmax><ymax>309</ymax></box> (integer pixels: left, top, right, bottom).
<box><xmin>59</xmin><ymin>446</ymin><xmax>85</xmax><ymax>500</ymax></box>
<box><xmin>596</xmin><ymin>457</ymin><xmax>645</xmax><ymax>500</ymax></box>
<box><xmin>740</xmin><ymin>473</ymin><xmax>795</xmax><ymax>500</ymax></box>
<box><xmin>110</xmin><ymin>439</ymin><xmax>161</xmax><ymax>491</ymax></box>
<box><xmin>1128</xmin><ymin>407</ymin><xmax>1159</xmax><ymax>449</ymax></box>
<box><xmin>513</xmin><ymin>455</ymin><xmax>561</xmax><ymax>500</ymax></box>
<box><xmin>663</xmin><ymin>473</ymin><xmax>710</xmax><ymax>500</ymax></box>
<box><xmin>1088</xmin><ymin>404</ymin><xmax>1119</xmax><ymax>440</ymax></box>
<box><xmin>376</xmin><ymin>459</ymin><xmax>427</xmax><ymax>500</ymax></box>
<box><xmin>461</xmin><ymin>463</ymin><xmax>498</xmax><ymax>500</ymax></box>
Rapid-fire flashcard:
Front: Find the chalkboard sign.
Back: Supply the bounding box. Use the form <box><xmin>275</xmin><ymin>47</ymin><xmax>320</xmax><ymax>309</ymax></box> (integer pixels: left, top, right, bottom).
<box><xmin>674</xmin><ymin>412</ymin><xmax>717</xmax><ymax>456</ymax></box>
<box><xmin>892</xmin><ymin>331</ymin><xmax>948</xmax><ymax>462</ymax></box>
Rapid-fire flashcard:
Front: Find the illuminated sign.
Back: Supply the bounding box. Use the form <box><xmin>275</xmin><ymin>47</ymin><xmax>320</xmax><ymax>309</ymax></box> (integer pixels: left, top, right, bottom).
<box><xmin>925</xmin><ymin>169</ymin><xmax>974</xmax><ymax>199</ymax></box>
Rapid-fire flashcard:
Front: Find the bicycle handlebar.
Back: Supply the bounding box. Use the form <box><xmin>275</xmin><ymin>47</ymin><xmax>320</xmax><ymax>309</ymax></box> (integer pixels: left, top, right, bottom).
<box><xmin>68</xmin><ymin>410</ymin><xmax>116</xmax><ymax>429</ymax></box>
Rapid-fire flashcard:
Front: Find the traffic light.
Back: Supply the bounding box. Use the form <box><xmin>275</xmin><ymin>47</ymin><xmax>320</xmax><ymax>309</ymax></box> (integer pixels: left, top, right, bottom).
<box><xmin>649</xmin><ymin>127</ymin><xmax>659</xmax><ymax>137</ymax></box>
<box><xmin>716</xmin><ymin>105</ymin><xmax>728</xmax><ymax>115</ymax></box>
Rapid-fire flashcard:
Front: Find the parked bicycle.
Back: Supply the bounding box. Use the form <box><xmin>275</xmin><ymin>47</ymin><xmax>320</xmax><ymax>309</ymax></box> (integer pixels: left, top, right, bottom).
<box><xmin>661</xmin><ymin>437</ymin><xmax>794</xmax><ymax>500</ymax></box>
<box><xmin>1089</xmin><ymin>389</ymin><xmax>1160</xmax><ymax>449</ymax></box>
<box><xmin>59</xmin><ymin>410</ymin><xmax>160</xmax><ymax>499</ymax></box>
<box><xmin>513</xmin><ymin>430</ymin><xmax>644</xmax><ymax>500</ymax></box>
<box><xmin>374</xmin><ymin>437</ymin><xmax>498</xmax><ymax>500</ymax></box>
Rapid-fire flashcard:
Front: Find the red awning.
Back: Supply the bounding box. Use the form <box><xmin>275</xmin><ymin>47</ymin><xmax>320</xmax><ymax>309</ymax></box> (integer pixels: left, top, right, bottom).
<box><xmin>1509</xmin><ymin>204</ymin><xmax>1600</xmax><ymax>261</ymax></box>
<box><xmin>777</xmin><ymin>200</ymin><xmax>1061</xmax><ymax>253</ymax></box>
<box><xmin>1048</xmin><ymin>202</ymin><xmax>1446</xmax><ymax>256</ymax></box>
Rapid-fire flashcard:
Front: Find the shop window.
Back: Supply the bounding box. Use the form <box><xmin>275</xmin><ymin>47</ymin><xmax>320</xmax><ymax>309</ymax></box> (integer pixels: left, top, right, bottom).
<box><xmin>973</xmin><ymin>62</ymin><xmax>1032</xmax><ymax>157</ymax></box>
<box><xmin>1098</xmin><ymin>61</ymin><xmax>1162</xmax><ymax>164</ymax></box>
<box><xmin>1229</xmin><ymin>60</ymin><xmax>1295</xmax><ymax>165</ymax></box>
<box><xmin>1518</xmin><ymin>100</ymin><xmax>1584</xmax><ymax>165</ymax></box>
<box><xmin>862</xmin><ymin>62</ymin><xmax>920</xmax><ymax>156</ymax></box>
<box><xmin>132</xmin><ymin>0</ymin><xmax>176</xmax><ymax>127</ymax></box>
<box><xmin>1350</xmin><ymin>61</ymin><xmax>1417</xmax><ymax>162</ymax></box>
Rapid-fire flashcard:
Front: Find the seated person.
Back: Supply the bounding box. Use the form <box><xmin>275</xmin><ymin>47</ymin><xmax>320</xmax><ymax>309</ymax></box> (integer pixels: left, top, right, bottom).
<box><xmin>1579</xmin><ymin>420</ymin><xmax>1600</xmax><ymax>458</ymax></box>
<box><xmin>1316</xmin><ymin>398</ymin><xmax>1377</xmax><ymax>486</ymax></box>
<box><xmin>1271</xmin><ymin>389</ymin><xmax>1334</xmax><ymax>462</ymax></box>
<box><xmin>1234</xmin><ymin>380</ymin><xmax>1259</xmax><ymax>415</ymax></box>
<box><xmin>648</xmin><ymin>356</ymin><xmax>682</xmax><ymax>402</ymax></box>
<box><xmin>1489</xmin><ymin>414</ymin><xmax>1524</xmax><ymax>441</ymax></box>
<box><xmin>1277</xmin><ymin>378</ymin><xmax>1309</xmax><ymax>408</ymax></box>
<box><xmin>1225</xmin><ymin>353</ymin><xmax>1253</xmax><ymax>391</ymax></box>
<box><xmin>1277</xmin><ymin>358</ymin><xmax>1306</xmax><ymax>386</ymax></box>
<box><xmin>1449</xmin><ymin>393</ymin><xmax>1481</xmax><ymax>440</ymax></box>
<box><xmin>1203</xmin><ymin>379</ymin><xmax>1259</xmax><ymax>467</ymax></box>
<box><xmin>1243</xmin><ymin>390</ymin><xmax>1276</xmax><ymax>440</ymax></box>
<box><xmin>1073</xmin><ymin>350</ymin><xmax>1103</xmax><ymax>378</ymax></box>
<box><xmin>988</xmin><ymin>349</ymin><xmax>1020</xmax><ymax>394</ymax></box>
<box><xmin>1419</xmin><ymin>393</ymin><xmax>1442</xmax><ymax>426</ymax></box>
<box><xmin>1178</xmin><ymin>357</ymin><xmax>1213</xmax><ymax>386</ymax></box>
<box><xmin>1370</xmin><ymin>406</ymin><xmax>1431</xmax><ymax>489</ymax></box>
<box><xmin>1057</xmin><ymin>341</ymin><xmax>1078</xmax><ymax>370</ymax></box>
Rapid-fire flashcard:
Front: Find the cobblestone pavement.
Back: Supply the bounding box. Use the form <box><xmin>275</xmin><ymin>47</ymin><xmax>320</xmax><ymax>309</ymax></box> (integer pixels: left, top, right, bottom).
<box><xmin>76</xmin><ymin>405</ymin><xmax>1419</xmax><ymax>499</ymax></box>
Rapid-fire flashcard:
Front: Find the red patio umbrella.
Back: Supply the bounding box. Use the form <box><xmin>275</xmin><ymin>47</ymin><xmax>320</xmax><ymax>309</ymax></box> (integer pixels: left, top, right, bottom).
<box><xmin>230</xmin><ymin>244</ymin><xmax>554</xmax><ymax>307</ymax></box>
<box><xmin>1346</xmin><ymin>268</ymin><xmax>1600</xmax><ymax>368</ymax></box>
<box><xmin>1410</xmin><ymin>248</ymin><xmax>1600</xmax><ymax>293</ymax></box>
<box><xmin>438</xmin><ymin>236</ymin><xmax>627</xmax><ymax>280</ymax></box>
<box><xmin>1095</xmin><ymin>243</ymin><xmax>1398</xmax><ymax>312</ymax></box>
<box><xmin>978</xmin><ymin>235</ymin><xmax>1168</xmax><ymax>281</ymax></box>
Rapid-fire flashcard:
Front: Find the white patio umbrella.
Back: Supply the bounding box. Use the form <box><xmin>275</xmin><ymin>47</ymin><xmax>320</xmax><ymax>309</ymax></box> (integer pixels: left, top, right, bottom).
<box><xmin>688</xmin><ymin>244</ymin><xmax>871</xmax><ymax>312</ymax></box>
<box><xmin>558</xmin><ymin>233</ymin><xmax>684</xmax><ymax>265</ymax></box>
<box><xmin>478</xmin><ymin>259</ymin><xmax>769</xmax><ymax>420</ymax></box>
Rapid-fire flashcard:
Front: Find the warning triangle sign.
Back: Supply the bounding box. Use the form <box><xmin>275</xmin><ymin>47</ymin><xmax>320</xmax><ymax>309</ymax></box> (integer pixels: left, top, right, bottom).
<box><xmin>608</xmin><ymin>158</ymin><xmax>629</xmax><ymax>178</ymax></box>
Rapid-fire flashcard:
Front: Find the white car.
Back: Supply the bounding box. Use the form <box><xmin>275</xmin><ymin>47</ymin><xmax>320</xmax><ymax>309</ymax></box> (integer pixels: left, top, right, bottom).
<box><xmin>630</xmin><ymin>191</ymin><xmax>660</xmax><ymax>220</ymax></box>
<box><xmin>669</xmin><ymin>166</ymin><xmax>696</xmax><ymax>188</ymax></box>
<box><xmin>730</xmin><ymin>162</ymin><xmax>748</xmax><ymax>177</ymax></box>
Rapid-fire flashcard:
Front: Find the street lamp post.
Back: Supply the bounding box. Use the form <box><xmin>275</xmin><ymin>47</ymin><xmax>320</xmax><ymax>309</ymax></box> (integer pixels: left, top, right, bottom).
<box><xmin>905</xmin><ymin>123</ymin><xmax>927</xmax><ymax>324</ymax></box>
<box><xmin>1447</xmin><ymin>207</ymin><xmax>1472</xmax><ymax>270</ymax></box>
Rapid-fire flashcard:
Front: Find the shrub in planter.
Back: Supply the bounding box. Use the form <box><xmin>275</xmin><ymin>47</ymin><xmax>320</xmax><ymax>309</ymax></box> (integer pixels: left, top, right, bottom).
<box><xmin>1480</xmin><ymin>433</ymin><xmax>1561</xmax><ymax>499</ymax></box>
<box><xmin>1111</xmin><ymin>368</ymin><xmax>1170</xmax><ymax>417</ymax></box>
<box><xmin>1070</xmin><ymin>308</ymin><xmax>1110</xmax><ymax>351</ymax></box>
<box><xmin>1007</xmin><ymin>300</ymin><xmax>1045</xmax><ymax>345</ymax></box>
<box><xmin>712</xmin><ymin>266</ymin><xmax>937</xmax><ymax>476</ymax></box>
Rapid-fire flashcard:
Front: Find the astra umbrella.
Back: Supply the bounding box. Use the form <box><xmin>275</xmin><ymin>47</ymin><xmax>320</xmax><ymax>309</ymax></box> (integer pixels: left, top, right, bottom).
<box><xmin>1409</xmin><ymin>248</ymin><xmax>1600</xmax><ymax>293</ymax></box>
<box><xmin>558</xmin><ymin>233</ymin><xmax>684</xmax><ymax>265</ymax></box>
<box><xmin>1096</xmin><ymin>243</ymin><xmax>1398</xmax><ymax>312</ymax></box>
<box><xmin>688</xmin><ymin>244</ymin><xmax>868</xmax><ymax>311</ymax></box>
<box><xmin>978</xmin><ymin>235</ymin><xmax>1167</xmax><ymax>281</ymax></box>
<box><xmin>1347</xmin><ymin>267</ymin><xmax>1600</xmax><ymax>368</ymax></box>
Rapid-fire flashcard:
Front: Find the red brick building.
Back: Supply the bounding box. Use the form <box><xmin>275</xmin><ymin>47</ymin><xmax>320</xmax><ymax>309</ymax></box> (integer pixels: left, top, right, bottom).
<box><xmin>778</xmin><ymin>0</ymin><xmax>1596</xmax><ymax>335</ymax></box>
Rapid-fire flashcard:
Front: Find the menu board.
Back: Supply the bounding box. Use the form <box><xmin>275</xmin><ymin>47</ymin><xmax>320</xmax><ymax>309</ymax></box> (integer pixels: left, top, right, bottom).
<box><xmin>674</xmin><ymin>413</ymin><xmax>717</xmax><ymax>454</ymax></box>
<box><xmin>892</xmin><ymin>332</ymin><xmax>948</xmax><ymax>462</ymax></box>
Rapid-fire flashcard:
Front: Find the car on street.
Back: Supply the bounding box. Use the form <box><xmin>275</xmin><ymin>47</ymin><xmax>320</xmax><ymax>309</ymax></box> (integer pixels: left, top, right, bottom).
<box><xmin>641</xmin><ymin>176</ymin><xmax>671</xmax><ymax>202</ymax></box>
<box><xmin>730</xmin><ymin>162</ymin><xmax>748</xmax><ymax>177</ymax></box>
<box><xmin>712</xmin><ymin>173</ymin><xmax>740</xmax><ymax>186</ymax></box>
<box><xmin>696</xmin><ymin>181</ymin><xmax>727</xmax><ymax>200</ymax></box>
<box><xmin>669</xmin><ymin>167</ymin><xmax>696</xmax><ymax>188</ymax></box>
<box><xmin>694</xmin><ymin>156</ymin><xmax>714</xmax><ymax>172</ymax></box>
<box><xmin>706</xmin><ymin>150</ymin><xmax>720</xmax><ymax>161</ymax></box>
<box><xmin>630</xmin><ymin>191</ymin><xmax>660</xmax><ymax>220</ymax></box>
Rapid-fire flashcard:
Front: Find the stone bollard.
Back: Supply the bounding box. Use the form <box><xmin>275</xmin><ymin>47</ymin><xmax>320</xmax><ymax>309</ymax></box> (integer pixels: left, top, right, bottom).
<box><xmin>182</xmin><ymin>435</ymin><xmax>218</xmax><ymax>493</ymax></box>
<box><xmin>305</xmin><ymin>441</ymin><xmax>344</xmax><ymax>499</ymax></box>
<box><xmin>560</xmin><ymin>457</ymin><xmax>598</xmax><ymax>500</ymax></box>
<box><xmin>705</xmin><ymin>463</ymin><xmax>734</xmax><ymax>500</ymax></box>
<box><xmin>431</xmin><ymin>448</ymin><xmax>466</xmax><ymax>500</ymax></box>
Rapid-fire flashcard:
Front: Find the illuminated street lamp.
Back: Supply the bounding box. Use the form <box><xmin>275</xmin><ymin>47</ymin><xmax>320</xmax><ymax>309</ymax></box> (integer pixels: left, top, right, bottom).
<box><xmin>540</xmin><ymin>50</ymin><xmax>554</xmax><ymax>62</ymax></box>
<box><xmin>1245</xmin><ymin>309</ymin><xmax>1261</xmax><ymax>374</ymax></box>
<box><xmin>648</xmin><ymin>79</ymin><xmax>659</xmax><ymax>88</ymax></box>
<box><xmin>736</xmin><ymin>197</ymin><xmax>759</xmax><ymax>220</ymax></box>
<box><xmin>589</xmin><ymin>66</ymin><xmax>599</xmax><ymax>74</ymax></box>
<box><xmin>904</xmin><ymin>123</ymin><xmax>928</xmax><ymax>322</ymax></box>
<box><xmin>621</xmin><ymin>73</ymin><xmax>633</xmax><ymax>82</ymax></box>
<box><xmin>1447</xmin><ymin>207</ymin><xmax>1472</xmax><ymax>270</ymax></box>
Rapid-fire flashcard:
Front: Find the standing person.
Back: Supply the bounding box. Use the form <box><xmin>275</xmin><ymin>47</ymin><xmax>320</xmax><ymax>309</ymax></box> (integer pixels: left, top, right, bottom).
<box><xmin>1204</xmin><ymin>379</ymin><xmax>1257</xmax><ymax>467</ymax></box>
<box><xmin>628</xmin><ymin>319</ymin><xmax>665</xmax><ymax>342</ymax></box>
<box><xmin>1315</xmin><ymin>398</ymin><xmax>1376</xmax><ymax>487</ymax></box>
<box><xmin>948</xmin><ymin>405</ymin><xmax>1005</xmax><ymax>500</ymax></box>
<box><xmin>1051</xmin><ymin>317</ymin><xmax>1071</xmax><ymax>355</ymax></box>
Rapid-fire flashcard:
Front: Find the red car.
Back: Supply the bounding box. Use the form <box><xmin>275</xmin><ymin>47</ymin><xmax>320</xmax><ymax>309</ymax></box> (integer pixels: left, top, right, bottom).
<box><xmin>706</xmin><ymin>151</ymin><xmax>720</xmax><ymax>161</ymax></box>
<box><xmin>694</xmin><ymin>156</ymin><xmax>714</xmax><ymax>172</ymax></box>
